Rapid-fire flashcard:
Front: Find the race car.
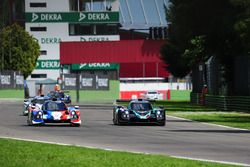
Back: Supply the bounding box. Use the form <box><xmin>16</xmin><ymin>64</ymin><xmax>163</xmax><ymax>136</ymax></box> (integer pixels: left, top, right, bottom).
<box><xmin>47</xmin><ymin>91</ymin><xmax>71</xmax><ymax>104</ymax></box>
<box><xmin>23</xmin><ymin>97</ymin><xmax>33</xmax><ymax>116</ymax></box>
<box><xmin>113</xmin><ymin>99</ymin><xmax>166</xmax><ymax>126</ymax></box>
<box><xmin>23</xmin><ymin>95</ymin><xmax>50</xmax><ymax>116</ymax></box>
<box><xmin>27</xmin><ymin>100</ymin><xmax>81</xmax><ymax>126</ymax></box>
<box><xmin>141</xmin><ymin>90</ymin><xmax>164</xmax><ymax>100</ymax></box>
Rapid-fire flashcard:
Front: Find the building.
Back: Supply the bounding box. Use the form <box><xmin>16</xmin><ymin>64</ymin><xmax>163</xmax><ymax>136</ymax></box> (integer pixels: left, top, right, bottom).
<box><xmin>25</xmin><ymin>0</ymin><xmax>170</xmax><ymax>83</ymax></box>
<box><xmin>0</xmin><ymin>0</ymin><xmax>25</xmax><ymax>27</ymax></box>
<box><xmin>25</xmin><ymin>0</ymin><xmax>120</xmax><ymax>81</ymax></box>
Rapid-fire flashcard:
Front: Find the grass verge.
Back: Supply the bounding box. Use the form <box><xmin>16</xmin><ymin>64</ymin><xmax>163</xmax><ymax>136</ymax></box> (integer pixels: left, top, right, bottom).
<box><xmin>64</xmin><ymin>80</ymin><xmax>119</xmax><ymax>103</ymax></box>
<box><xmin>0</xmin><ymin>138</ymin><xmax>236</xmax><ymax>167</ymax></box>
<box><xmin>157</xmin><ymin>101</ymin><xmax>250</xmax><ymax>130</ymax></box>
<box><xmin>0</xmin><ymin>89</ymin><xmax>24</xmax><ymax>99</ymax></box>
<box><xmin>170</xmin><ymin>90</ymin><xmax>191</xmax><ymax>101</ymax></box>
<box><xmin>168</xmin><ymin>111</ymin><xmax>250</xmax><ymax>130</ymax></box>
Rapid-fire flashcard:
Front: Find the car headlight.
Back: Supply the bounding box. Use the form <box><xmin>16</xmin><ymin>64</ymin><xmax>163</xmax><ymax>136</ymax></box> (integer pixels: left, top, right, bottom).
<box><xmin>125</xmin><ymin>111</ymin><xmax>129</xmax><ymax>115</ymax></box>
<box><xmin>157</xmin><ymin>111</ymin><xmax>161</xmax><ymax>115</ymax></box>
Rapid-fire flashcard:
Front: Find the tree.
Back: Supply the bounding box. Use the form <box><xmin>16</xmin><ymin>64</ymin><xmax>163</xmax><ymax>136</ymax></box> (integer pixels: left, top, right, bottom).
<box><xmin>0</xmin><ymin>23</ymin><xmax>40</xmax><ymax>78</ymax></box>
<box><xmin>0</xmin><ymin>0</ymin><xmax>10</xmax><ymax>29</ymax></box>
<box><xmin>161</xmin><ymin>0</ymin><xmax>250</xmax><ymax>94</ymax></box>
<box><xmin>232</xmin><ymin>0</ymin><xmax>250</xmax><ymax>53</ymax></box>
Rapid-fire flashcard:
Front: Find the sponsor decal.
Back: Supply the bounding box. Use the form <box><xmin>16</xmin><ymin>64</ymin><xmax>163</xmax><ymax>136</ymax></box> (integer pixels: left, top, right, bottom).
<box><xmin>79</xmin><ymin>13</ymin><xmax>86</xmax><ymax>21</ymax></box>
<box><xmin>0</xmin><ymin>75</ymin><xmax>11</xmax><ymax>85</ymax></box>
<box><xmin>32</xmin><ymin>13</ymin><xmax>39</xmax><ymax>22</ymax></box>
<box><xmin>36</xmin><ymin>60</ymin><xmax>60</xmax><ymax>70</ymax></box>
<box><xmin>71</xmin><ymin>63</ymin><xmax>119</xmax><ymax>70</ymax></box>
<box><xmin>41</xmin><ymin>38</ymin><xmax>62</xmax><ymax>44</ymax></box>
<box><xmin>80</xmin><ymin>37</ymin><xmax>110</xmax><ymax>41</ymax></box>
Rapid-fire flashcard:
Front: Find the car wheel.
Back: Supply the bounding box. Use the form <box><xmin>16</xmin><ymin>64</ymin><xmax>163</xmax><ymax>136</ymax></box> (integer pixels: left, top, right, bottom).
<box><xmin>71</xmin><ymin>123</ymin><xmax>81</xmax><ymax>127</ymax></box>
<box><xmin>27</xmin><ymin>112</ymin><xmax>33</xmax><ymax>126</ymax></box>
<box><xmin>113</xmin><ymin>111</ymin><xmax>117</xmax><ymax>125</ymax></box>
<box><xmin>158</xmin><ymin>121</ymin><xmax>166</xmax><ymax>126</ymax></box>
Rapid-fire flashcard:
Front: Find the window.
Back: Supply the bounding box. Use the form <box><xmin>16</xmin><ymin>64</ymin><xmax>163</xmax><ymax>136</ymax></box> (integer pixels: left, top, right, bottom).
<box><xmin>30</xmin><ymin>27</ymin><xmax>47</xmax><ymax>31</ymax></box>
<box><xmin>30</xmin><ymin>2</ymin><xmax>46</xmax><ymax>7</ymax></box>
<box><xmin>103</xmin><ymin>71</ymin><xmax>108</xmax><ymax>75</ymax></box>
<box><xmin>107</xmin><ymin>24</ymin><xmax>118</xmax><ymax>35</ymax></box>
<box><xmin>40</xmin><ymin>50</ymin><xmax>47</xmax><ymax>56</ymax></box>
<box><xmin>69</xmin><ymin>0</ymin><xmax>78</xmax><ymax>11</ymax></box>
<box><xmin>69</xmin><ymin>24</ymin><xmax>93</xmax><ymax>35</ymax></box>
<box><xmin>13</xmin><ymin>0</ymin><xmax>25</xmax><ymax>19</ymax></box>
<box><xmin>69</xmin><ymin>24</ymin><xmax>118</xmax><ymax>35</ymax></box>
<box><xmin>31</xmin><ymin>74</ymin><xmax>47</xmax><ymax>78</ymax></box>
<box><xmin>95</xmin><ymin>24</ymin><xmax>106</xmax><ymax>35</ymax></box>
<box><xmin>79</xmin><ymin>0</ymin><xmax>92</xmax><ymax>11</ymax></box>
<box><xmin>69</xmin><ymin>0</ymin><xmax>113</xmax><ymax>11</ymax></box>
<box><xmin>96</xmin><ymin>24</ymin><xmax>118</xmax><ymax>35</ymax></box>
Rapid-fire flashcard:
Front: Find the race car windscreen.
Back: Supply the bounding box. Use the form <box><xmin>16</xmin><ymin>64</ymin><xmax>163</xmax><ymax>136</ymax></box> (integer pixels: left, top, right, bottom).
<box><xmin>148</xmin><ymin>91</ymin><xmax>158</xmax><ymax>94</ymax></box>
<box><xmin>32</xmin><ymin>98</ymin><xmax>47</xmax><ymax>104</ymax></box>
<box><xmin>131</xmin><ymin>102</ymin><xmax>152</xmax><ymax>111</ymax></box>
<box><xmin>48</xmin><ymin>91</ymin><xmax>65</xmax><ymax>98</ymax></box>
<box><xmin>44</xmin><ymin>102</ymin><xmax>67</xmax><ymax>111</ymax></box>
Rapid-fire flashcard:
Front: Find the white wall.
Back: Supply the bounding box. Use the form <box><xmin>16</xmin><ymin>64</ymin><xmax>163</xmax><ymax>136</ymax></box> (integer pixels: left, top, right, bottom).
<box><xmin>120</xmin><ymin>82</ymin><xmax>192</xmax><ymax>91</ymax></box>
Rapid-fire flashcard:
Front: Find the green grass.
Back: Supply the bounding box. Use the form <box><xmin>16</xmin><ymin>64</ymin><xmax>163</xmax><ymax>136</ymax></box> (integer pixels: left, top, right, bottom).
<box><xmin>0</xmin><ymin>89</ymin><xmax>24</xmax><ymax>98</ymax></box>
<box><xmin>169</xmin><ymin>111</ymin><xmax>250</xmax><ymax>130</ymax></box>
<box><xmin>170</xmin><ymin>90</ymin><xmax>191</xmax><ymax>101</ymax></box>
<box><xmin>0</xmin><ymin>138</ymin><xmax>236</xmax><ymax>167</ymax></box>
<box><xmin>67</xmin><ymin>80</ymin><xmax>120</xmax><ymax>103</ymax></box>
<box><xmin>156</xmin><ymin>101</ymin><xmax>250</xmax><ymax>130</ymax></box>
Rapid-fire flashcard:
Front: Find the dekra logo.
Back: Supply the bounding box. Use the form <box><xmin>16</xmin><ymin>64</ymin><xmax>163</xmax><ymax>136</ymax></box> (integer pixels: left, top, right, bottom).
<box><xmin>32</xmin><ymin>13</ymin><xmax>39</xmax><ymax>22</ymax></box>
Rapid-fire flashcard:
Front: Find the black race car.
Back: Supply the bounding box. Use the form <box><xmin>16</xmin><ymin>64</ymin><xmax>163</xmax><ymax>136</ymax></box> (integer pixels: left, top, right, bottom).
<box><xmin>113</xmin><ymin>99</ymin><xmax>166</xmax><ymax>126</ymax></box>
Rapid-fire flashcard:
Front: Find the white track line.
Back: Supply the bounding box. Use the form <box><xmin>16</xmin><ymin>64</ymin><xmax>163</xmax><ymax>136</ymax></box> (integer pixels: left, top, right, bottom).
<box><xmin>1</xmin><ymin>136</ymin><xmax>249</xmax><ymax>166</ymax></box>
<box><xmin>167</xmin><ymin>115</ymin><xmax>250</xmax><ymax>131</ymax></box>
<box><xmin>171</xmin><ymin>155</ymin><xmax>250</xmax><ymax>167</ymax></box>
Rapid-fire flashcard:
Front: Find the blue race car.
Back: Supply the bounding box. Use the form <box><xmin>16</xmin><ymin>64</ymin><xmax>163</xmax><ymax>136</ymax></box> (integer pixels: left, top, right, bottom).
<box><xmin>23</xmin><ymin>95</ymin><xmax>50</xmax><ymax>116</ymax></box>
<box><xmin>27</xmin><ymin>100</ymin><xmax>81</xmax><ymax>126</ymax></box>
<box><xmin>113</xmin><ymin>99</ymin><xmax>166</xmax><ymax>126</ymax></box>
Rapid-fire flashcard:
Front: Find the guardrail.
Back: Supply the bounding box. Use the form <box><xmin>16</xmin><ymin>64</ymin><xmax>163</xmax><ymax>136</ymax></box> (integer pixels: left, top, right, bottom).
<box><xmin>191</xmin><ymin>92</ymin><xmax>250</xmax><ymax>112</ymax></box>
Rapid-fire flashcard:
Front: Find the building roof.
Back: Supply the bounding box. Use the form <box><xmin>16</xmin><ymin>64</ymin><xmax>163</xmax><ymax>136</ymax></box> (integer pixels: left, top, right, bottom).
<box><xmin>120</xmin><ymin>0</ymin><xmax>169</xmax><ymax>30</ymax></box>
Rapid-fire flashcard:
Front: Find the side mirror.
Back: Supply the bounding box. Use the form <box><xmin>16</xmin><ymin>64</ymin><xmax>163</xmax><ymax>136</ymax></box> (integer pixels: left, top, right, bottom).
<box><xmin>74</xmin><ymin>106</ymin><xmax>79</xmax><ymax>109</ymax></box>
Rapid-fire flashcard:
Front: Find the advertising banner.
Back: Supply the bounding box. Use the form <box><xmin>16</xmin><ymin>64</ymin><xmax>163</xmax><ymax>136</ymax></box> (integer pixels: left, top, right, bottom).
<box><xmin>71</xmin><ymin>63</ymin><xmax>119</xmax><ymax>70</ymax></box>
<box><xmin>26</xmin><ymin>12</ymin><xmax>119</xmax><ymax>23</ymax></box>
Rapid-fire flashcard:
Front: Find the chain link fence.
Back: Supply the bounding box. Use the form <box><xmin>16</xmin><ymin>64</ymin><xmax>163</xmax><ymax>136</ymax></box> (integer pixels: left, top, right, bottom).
<box><xmin>0</xmin><ymin>70</ymin><xmax>24</xmax><ymax>89</ymax></box>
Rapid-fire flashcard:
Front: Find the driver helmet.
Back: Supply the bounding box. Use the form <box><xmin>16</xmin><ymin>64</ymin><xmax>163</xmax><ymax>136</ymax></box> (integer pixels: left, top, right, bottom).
<box><xmin>54</xmin><ymin>84</ymin><xmax>61</xmax><ymax>91</ymax></box>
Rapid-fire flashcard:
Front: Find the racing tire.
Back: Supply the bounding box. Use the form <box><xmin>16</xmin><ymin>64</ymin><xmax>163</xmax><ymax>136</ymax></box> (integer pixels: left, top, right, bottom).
<box><xmin>71</xmin><ymin>123</ymin><xmax>81</xmax><ymax>127</ymax></box>
<box><xmin>116</xmin><ymin>119</ymin><xmax>121</xmax><ymax>126</ymax></box>
<box><xmin>113</xmin><ymin>118</ymin><xmax>116</xmax><ymax>125</ymax></box>
<box><xmin>158</xmin><ymin>121</ymin><xmax>166</xmax><ymax>126</ymax></box>
<box><xmin>27</xmin><ymin>112</ymin><xmax>33</xmax><ymax>126</ymax></box>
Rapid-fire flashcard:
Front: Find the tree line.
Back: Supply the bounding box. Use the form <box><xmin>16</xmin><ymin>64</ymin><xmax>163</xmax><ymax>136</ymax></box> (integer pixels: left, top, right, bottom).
<box><xmin>161</xmin><ymin>0</ymin><xmax>250</xmax><ymax>95</ymax></box>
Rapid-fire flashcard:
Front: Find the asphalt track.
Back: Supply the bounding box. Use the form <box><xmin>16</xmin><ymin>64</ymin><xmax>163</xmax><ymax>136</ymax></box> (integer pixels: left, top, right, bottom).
<box><xmin>0</xmin><ymin>101</ymin><xmax>250</xmax><ymax>166</ymax></box>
